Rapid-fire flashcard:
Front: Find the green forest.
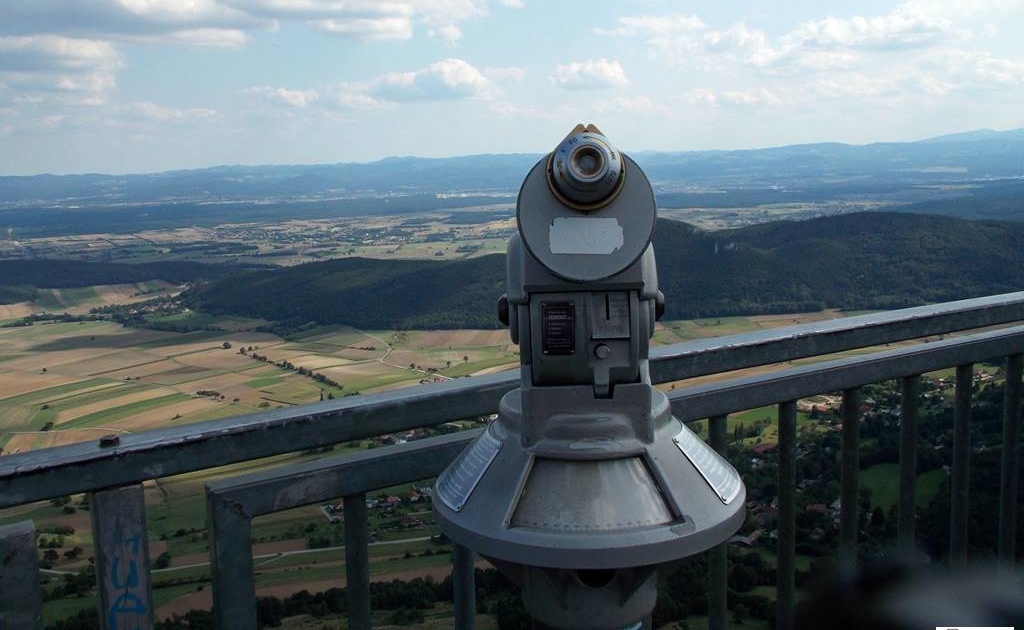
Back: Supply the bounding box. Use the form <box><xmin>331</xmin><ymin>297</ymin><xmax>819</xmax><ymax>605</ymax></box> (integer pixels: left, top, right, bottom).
<box><xmin>181</xmin><ymin>212</ymin><xmax>1024</xmax><ymax>328</ymax></box>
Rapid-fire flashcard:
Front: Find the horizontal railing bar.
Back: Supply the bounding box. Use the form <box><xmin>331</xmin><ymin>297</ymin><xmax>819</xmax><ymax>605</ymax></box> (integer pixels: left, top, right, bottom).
<box><xmin>209</xmin><ymin>323</ymin><xmax>1024</xmax><ymax>514</ymax></box>
<box><xmin>650</xmin><ymin>291</ymin><xmax>1024</xmax><ymax>382</ymax></box>
<box><xmin>0</xmin><ymin>371</ymin><xmax>506</xmax><ymax>508</ymax></box>
<box><xmin>206</xmin><ymin>430</ymin><xmax>479</xmax><ymax>515</ymax></box>
<box><xmin>2</xmin><ymin>292</ymin><xmax>1023</xmax><ymax>508</ymax></box>
<box><xmin>667</xmin><ymin>324</ymin><xmax>1024</xmax><ymax>422</ymax></box>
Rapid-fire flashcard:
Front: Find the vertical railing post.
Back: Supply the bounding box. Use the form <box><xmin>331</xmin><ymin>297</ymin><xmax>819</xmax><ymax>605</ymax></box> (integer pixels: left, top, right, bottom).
<box><xmin>0</xmin><ymin>520</ymin><xmax>43</xmax><ymax>629</ymax></box>
<box><xmin>344</xmin><ymin>492</ymin><xmax>371</xmax><ymax>630</ymax></box>
<box><xmin>452</xmin><ymin>543</ymin><xmax>476</xmax><ymax>629</ymax></box>
<box><xmin>950</xmin><ymin>364</ymin><xmax>973</xmax><ymax>570</ymax></box>
<box><xmin>707</xmin><ymin>414</ymin><xmax>729</xmax><ymax>630</ymax></box>
<box><xmin>207</xmin><ymin>492</ymin><xmax>256</xmax><ymax>629</ymax></box>
<box><xmin>776</xmin><ymin>402</ymin><xmax>796</xmax><ymax>630</ymax></box>
<box><xmin>998</xmin><ymin>353</ymin><xmax>1022</xmax><ymax>568</ymax></box>
<box><xmin>91</xmin><ymin>484</ymin><xmax>155</xmax><ymax>630</ymax></box>
<box><xmin>898</xmin><ymin>375</ymin><xmax>920</xmax><ymax>553</ymax></box>
<box><xmin>839</xmin><ymin>388</ymin><xmax>861</xmax><ymax>571</ymax></box>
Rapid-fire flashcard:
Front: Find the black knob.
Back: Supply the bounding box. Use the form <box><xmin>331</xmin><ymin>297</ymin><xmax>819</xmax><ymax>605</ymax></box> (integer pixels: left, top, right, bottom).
<box><xmin>655</xmin><ymin>291</ymin><xmax>666</xmax><ymax>321</ymax></box>
<box><xmin>498</xmin><ymin>294</ymin><xmax>510</xmax><ymax>326</ymax></box>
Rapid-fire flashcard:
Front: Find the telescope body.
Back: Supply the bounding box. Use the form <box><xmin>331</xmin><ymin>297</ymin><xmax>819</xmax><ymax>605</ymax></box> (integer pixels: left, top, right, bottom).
<box><xmin>435</xmin><ymin>126</ymin><xmax>746</xmax><ymax>629</ymax></box>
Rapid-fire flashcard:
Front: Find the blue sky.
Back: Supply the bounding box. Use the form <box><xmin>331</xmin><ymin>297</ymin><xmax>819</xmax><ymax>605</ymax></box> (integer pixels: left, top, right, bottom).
<box><xmin>1</xmin><ymin>0</ymin><xmax>1023</xmax><ymax>175</ymax></box>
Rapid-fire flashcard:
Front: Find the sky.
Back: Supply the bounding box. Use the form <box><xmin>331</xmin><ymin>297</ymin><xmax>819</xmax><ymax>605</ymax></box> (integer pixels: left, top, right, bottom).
<box><xmin>1</xmin><ymin>0</ymin><xmax>1023</xmax><ymax>175</ymax></box>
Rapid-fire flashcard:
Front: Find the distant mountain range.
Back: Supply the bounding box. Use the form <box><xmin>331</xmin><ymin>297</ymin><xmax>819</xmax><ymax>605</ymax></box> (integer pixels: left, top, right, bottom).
<box><xmin>1</xmin><ymin>128</ymin><xmax>1022</xmax><ymax>205</ymax></box>
<box><xmin>181</xmin><ymin>212</ymin><xmax>1024</xmax><ymax>329</ymax></box>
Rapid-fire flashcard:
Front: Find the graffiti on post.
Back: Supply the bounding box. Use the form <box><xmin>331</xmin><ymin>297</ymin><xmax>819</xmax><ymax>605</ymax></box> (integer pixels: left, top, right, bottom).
<box><xmin>106</xmin><ymin>533</ymin><xmax>149</xmax><ymax>630</ymax></box>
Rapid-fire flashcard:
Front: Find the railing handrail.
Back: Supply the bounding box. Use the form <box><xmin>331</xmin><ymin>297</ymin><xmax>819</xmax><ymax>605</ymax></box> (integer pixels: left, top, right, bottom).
<box><xmin>3</xmin><ymin>290</ymin><xmax>1024</xmax><ymax>508</ymax></box>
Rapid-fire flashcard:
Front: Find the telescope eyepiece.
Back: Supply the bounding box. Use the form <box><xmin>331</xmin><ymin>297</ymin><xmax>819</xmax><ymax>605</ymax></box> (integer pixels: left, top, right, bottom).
<box><xmin>549</xmin><ymin>128</ymin><xmax>624</xmax><ymax>210</ymax></box>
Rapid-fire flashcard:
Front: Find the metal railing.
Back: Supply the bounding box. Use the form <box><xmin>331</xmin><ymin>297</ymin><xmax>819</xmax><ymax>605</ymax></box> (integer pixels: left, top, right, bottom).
<box><xmin>1</xmin><ymin>292</ymin><xmax>1022</xmax><ymax>630</ymax></box>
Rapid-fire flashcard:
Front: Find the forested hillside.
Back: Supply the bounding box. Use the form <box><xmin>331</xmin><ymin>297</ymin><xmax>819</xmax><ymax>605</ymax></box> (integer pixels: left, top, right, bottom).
<box><xmin>182</xmin><ymin>212</ymin><xmax>1024</xmax><ymax>328</ymax></box>
<box><xmin>0</xmin><ymin>259</ymin><xmax>260</xmax><ymax>304</ymax></box>
<box><xmin>185</xmin><ymin>255</ymin><xmax>507</xmax><ymax>329</ymax></box>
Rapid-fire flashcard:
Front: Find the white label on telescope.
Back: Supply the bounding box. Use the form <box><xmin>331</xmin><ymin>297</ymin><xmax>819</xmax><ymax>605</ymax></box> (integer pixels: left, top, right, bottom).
<box><xmin>549</xmin><ymin>217</ymin><xmax>624</xmax><ymax>255</ymax></box>
<box><xmin>436</xmin><ymin>428</ymin><xmax>502</xmax><ymax>512</ymax></box>
<box><xmin>673</xmin><ymin>426</ymin><xmax>742</xmax><ymax>505</ymax></box>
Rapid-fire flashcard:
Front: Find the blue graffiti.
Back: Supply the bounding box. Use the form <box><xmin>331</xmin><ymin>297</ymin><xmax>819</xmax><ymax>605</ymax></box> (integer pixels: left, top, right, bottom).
<box><xmin>107</xmin><ymin>593</ymin><xmax>147</xmax><ymax>630</ymax></box>
<box><xmin>107</xmin><ymin>533</ymin><xmax>148</xmax><ymax>629</ymax></box>
<box><xmin>110</xmin><ymin>555</ymin><xmax>139</xmax><ymax>589</ymax></box>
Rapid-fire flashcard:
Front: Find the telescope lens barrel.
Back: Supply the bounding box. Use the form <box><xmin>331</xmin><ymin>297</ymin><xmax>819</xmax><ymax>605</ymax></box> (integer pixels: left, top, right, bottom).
<box><xmin>550</xmin><ymin>132</ymin><xmax>623</xmax><ymax>208</ymax></box>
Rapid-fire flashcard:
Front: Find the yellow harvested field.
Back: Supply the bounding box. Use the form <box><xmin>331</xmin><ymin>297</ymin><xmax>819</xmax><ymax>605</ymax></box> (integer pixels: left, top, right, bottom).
<box><xmin>320</xmin><ymin>362</ymin><xmax>405</xmax><ymax>380</ymax></box>
<box><xmin>173</xmin><ymin>349</ymin><xmax>253</xmax><ymax>370</ymax></box>
<box><xmin>408</xmin><ymin>330</ymin><xmax>509</xmax><ymax>347</ymax></box>
<box><xmin>5</xmin><ymin>427</ymin><xmax>116</xmax><ymax>452</ymax></box>
<box><xmin>333</xmin><ymin>347</ymin><xmax>383</xmax><ymax>361</ymax></box>
<box><xmin>747</xmin><ymin>309</ymin><xmax>843</xmax><ymax>325</ymax></box>
<box><xmin>55</xmin><ymin>388</ymin><xmax>173</xmax><ymax>424</ymax></box>
<box><xmin>61</xmin><ymin>350</ymin><xmax>168</xmax><ymax>376</ymax></box>
<box><xmin>103</xmin><ymin>358</ymin><xmax>189</xmax><ymax>380</ymax></box>
<box><xmin>285</xmin><ymin>354</ymin><xmax>354</xmax><ymax>370</ymax></box>
<box><xmin>159</xmin><ymin>333</ymin><xmax>280</xmax><ymax>357</ymax></box>
<box><xmin>116</xmin><ymin>397</ymin><xmax>221</xmax><ymax>432</ymax></box>
<box><xmin>0</xmin><ymin>372</ymin><xmax>85</xmax><ymax>399</ymax></box>
<box><xmin>258</xmin><ymin>348</ymin><xmax>317</xmax><ymax>362</ymax></box>
<box><xmin>0</xmin><ymin>348</ymin><xmax>121</xmax><ymax>373</ymax></box>
<box><xmin>36</xmin><ymin>381</ymin><xmax>125</xmax><ymax>404</ymax></box>
<box><xmin>93</xmin><ymin>281</ymin><xmax>176</xmax><ymax>303</ymax></box>
<box><xmin>179</xmin><ymin>372</ymin><xmax>255</xmax><ymax>392</ymax></box>
<box><xmin>471</xmin><ymin>363</ymin><xmax>518</xmax><ymax>376</ymax></box>
<box><xmin>0</xmin><ymin>302</ymin><xmax>35</xmax><ymax>320</ymax></box>
<box><xmin>0</xmin><ymin>405</ymin><xmax>35</xmax><ymax>432</ymax></box>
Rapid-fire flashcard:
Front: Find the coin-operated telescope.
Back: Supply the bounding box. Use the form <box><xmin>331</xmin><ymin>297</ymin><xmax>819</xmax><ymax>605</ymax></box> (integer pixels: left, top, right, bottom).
<box><xmin>434</xmin><ymin>125</ymin><xmax>745</xmax><ymax>629</ymax></box>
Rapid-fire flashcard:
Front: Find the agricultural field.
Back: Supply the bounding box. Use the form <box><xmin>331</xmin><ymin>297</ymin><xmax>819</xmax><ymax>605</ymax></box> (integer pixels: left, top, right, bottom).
<box><xmin>0</xmin><ymin>207</ymin><xmax>517</xmax><ymax>268</ymax></box>
<box><xmin>0</xmin><ymin>280</ymin><xmax>179</xmax><ymax>323</ymax></box>
<box><xmin>0</xmin><ymin>320</ymin><xmax>522</xmax><ymax>455</ymax></box>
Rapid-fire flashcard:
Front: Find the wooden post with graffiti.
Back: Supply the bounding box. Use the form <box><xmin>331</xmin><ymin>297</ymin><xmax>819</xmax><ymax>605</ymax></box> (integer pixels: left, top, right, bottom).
<box><xmin>91</xmin><ymin>485</ymin><xmax>155</xmax><ymax>630</ymax></box>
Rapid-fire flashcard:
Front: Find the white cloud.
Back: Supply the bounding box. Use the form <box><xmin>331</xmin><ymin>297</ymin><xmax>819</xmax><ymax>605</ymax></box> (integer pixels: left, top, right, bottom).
<box><xmin>673</xmin><ymin>87</ymin><xmax>785</xmax><ymax>107</ymax></box>
<box><xmin>313</xmin><ymin>16</ymin><xmax>412</xmax><ymax>40</ymax></box>
<box><xmin>719</xmin><ymin>87</ymin><xmax>785</xmax><ymax>106</ymax></box>
<box><xmin>370</xmin><ymin>58</ymin><xmax>495</xmax><ymax>101</ymax></box>
<box><xmin>0</xmin><ymin>1</ymin><xmax>267</xmax><ymax>45</ymax></box>
<box><xmin>488</xmin><ymin>100</ymin><xmax>545</xmax><ymax>117</ymax></box>
<box><xmin>332</xmin><ymin>89</ymin><xmax>386</xmax><ymax>110</ymax></box>
<box><xmin>0</xmin><ymin>35</ymin><xmax>121</xmax><ymax>104</ymax></box>
<box><xmin>594</xmin><ymin>95</ymin><xmax>669</xmax><ymax>116</ymax></box>
<box><xmin>246</xmin><ymin>86</ymin><xmax>319</xmax><ymax>107</ymax></box>
<box><xmin>678</xmin><ymin>88</ymin><xmax>718</xmax><ymax>105</ymax></box>
<box><xmin>594</xmin><ymin>14</ymin><xmax>707</xmax><ymax>39</ymax></box>
<box><xmin>921</xmin><ymin>48</ymin><xmax>1024</xmax><ymax>88</ymax></box>
<box><xmin>549</xmin><ymin>58</ymin><xmax>629</xmax><ymax>90</ymax></box>
<box><xmin>0</xmin><ymin>35</ymin><xmax>119</xmax><ymax>73</ymax></box>
<box><xmin>0</xmin><ymin>0</ymin><xmax>494</xmax><ymax>46</ymax></box>
<box><xmin>121</xmin><ymin>101</ymin><xmax>220</xmax><ymax>121</ymax></box>
<box><xmin>245</xmin><ymin>59</ymin><xmax>501</xmax><ymax>112</ymax></box>
<box><xmin>298</xmin><ymin>0</ymin><xmax>487</xmax><ymax>42</ymax></box>
<box><xmin>595</xmin><ymin>14</ymin><xmax>774</xmax><ymax>71</ymax></box>
<box><xmin>428</xmin><ymin>25</ymin><xmax>463</xmax><ymax>44</ymax></box>
<box><xmin>782</xmin><ymin>11</ymin><xmax>960</xmax><ymax>51</ymax></box>
<box><xmin>497</xmin><ymin>0</ymin><xmax>525</xmax><ymax>7</ymax></box>
<box><xmin>810</xmin><ymin>76</ymin><xmax>901</xmax><ymax>100</ymax></box>
<box><xmin>484</xmin><ymin>66</ymin><xmax>527</xmax><ymax>82</ymax></box>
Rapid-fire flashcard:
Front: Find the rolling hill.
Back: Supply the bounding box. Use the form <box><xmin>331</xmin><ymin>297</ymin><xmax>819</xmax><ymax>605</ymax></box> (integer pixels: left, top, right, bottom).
<box><xmin>183</xmin><ymin>212</ymin><xmax>1024</xmax><ymax>328</ymax></box>
<box><xmin>0</xmin><ymin>259</ymin><xmax>262</xmax><ymax>305</ymax></box>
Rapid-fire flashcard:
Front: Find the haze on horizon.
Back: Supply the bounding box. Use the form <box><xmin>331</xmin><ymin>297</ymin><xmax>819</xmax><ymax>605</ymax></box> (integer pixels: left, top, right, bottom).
<box><xmin>2</xmin><ymin>0</ymin><xmax>1023</xmax><ymax>176</ymax></box>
